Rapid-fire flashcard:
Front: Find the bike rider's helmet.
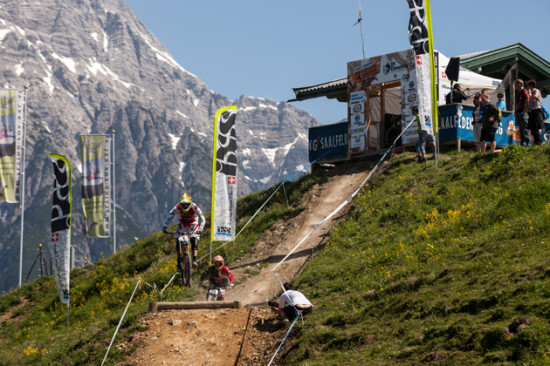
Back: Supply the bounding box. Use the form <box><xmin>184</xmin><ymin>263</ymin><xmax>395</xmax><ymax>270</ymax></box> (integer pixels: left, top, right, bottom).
<box><xmin>179</xmin><ymin>193</ymin><xmax>192</xmax><ymax>212</ymax></box>
<box><xmin>213</xmin><ymin>255</ymin><xmax>224</xmax><ymax>268</ymax></box>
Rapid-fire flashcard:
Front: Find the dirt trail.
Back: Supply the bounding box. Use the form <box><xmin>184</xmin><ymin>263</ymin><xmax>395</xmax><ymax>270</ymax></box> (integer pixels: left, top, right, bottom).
<box><xmin>119</xmin><ymin>160</ymin><xmax>382</xmax><ymax>366</ymax></box>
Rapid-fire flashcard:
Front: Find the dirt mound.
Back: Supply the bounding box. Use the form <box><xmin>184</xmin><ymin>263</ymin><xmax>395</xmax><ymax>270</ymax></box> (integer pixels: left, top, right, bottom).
<box><xmin>119</xmin><ymin>159</ymin><xmax>384</xmax><ymax>365</ymax></box>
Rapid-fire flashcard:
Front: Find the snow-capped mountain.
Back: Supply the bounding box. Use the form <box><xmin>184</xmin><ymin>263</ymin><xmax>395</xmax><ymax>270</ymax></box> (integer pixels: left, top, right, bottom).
<box><xmin>0</xmin><ymin>0</ymin><xmax>318</xmax><ymax>292</ymax></box>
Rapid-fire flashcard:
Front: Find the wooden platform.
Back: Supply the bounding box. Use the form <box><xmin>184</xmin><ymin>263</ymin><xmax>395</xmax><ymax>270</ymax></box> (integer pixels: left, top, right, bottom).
<box><xmin>149</xmin><ymin>301</ymin><xmax>243</xmax><ymax>312</ymax></box>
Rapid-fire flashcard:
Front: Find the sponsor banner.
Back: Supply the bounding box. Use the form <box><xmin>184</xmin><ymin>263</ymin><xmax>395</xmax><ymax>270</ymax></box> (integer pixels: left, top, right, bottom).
<box><xmin>80</xmin><ymin>135</ymin><xmax>111</xmax><ymax>237</ymax></box>
<box><xmin>350</xmin><ymin>112</ymin><xmax>365</xmax><ymax>126</ymax></box>
<box><xmin>349</xmin><ymin>91</ymin><xmax>367</xmax><ymax>103</ymax></box>
<box><xmin>350</xmin><ymin>101</ymin><xmax>364</xmax><ymax>114</ymax></box>
<box><xmin>211</xmin><ymin>106</ymin><xmax>238</xmax><ymax>242</ymax></box>
<box><xmin>407</xmin><ymin>0</ymin><xmax>438</xmax><ymax>135</ymax></box>
<box><xmin>438</xmin><ymin>104</ymin><xmax>514</xmax><ymax>146</ymax></box>
<box><xmin>49</xmin><ymin>154</ymin><xmax>72</xmax><ymax>305</ymax></box>
<box><xmin>0</xmin><ymin>89</ymin><xmax>21</xmax><ymax>202</ymax></box>
<box><xmin>309</xmin><ymin>122</ymin><xmax>349</xmax><ymax>162</ymax></box>
<box><xmin>348</xmin><ymin>50</ymin><xmax>414</xmax><ymax>154</ymax></box>
<box><xmin>15</xmin><ymin>90</ymin><xmax>25</xmax><ymax>202</ymax></box>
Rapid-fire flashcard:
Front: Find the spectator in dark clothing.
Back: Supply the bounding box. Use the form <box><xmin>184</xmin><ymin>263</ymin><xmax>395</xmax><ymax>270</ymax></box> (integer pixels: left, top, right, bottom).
<box><xmin>514</xmin><ymin>79</ymin><xmax>531</xmax><ymax>146</ymax></box>
<box><xmin>445</xmin><ymin>83</ymin><xmax>468</xmax><ymax>104</ymax></box>
<box><xmin>480</xmin><ymin>93</ymin><xmax>501</xmax><ymax>153</ymax></box>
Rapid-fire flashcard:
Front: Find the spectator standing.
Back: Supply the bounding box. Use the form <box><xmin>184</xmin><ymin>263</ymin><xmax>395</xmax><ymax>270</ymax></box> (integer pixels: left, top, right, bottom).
<box><xmin>514</xmin><ymin>79</ymin><xmax>531</xmax><ymax>146</ymax></box>
<box><xmin>472</xmin><ymin>93</ymin><xmax>483</xmax><ymax>152</ymax></box>
<box><xmin>445</xmin><ymin>83</ymin><xmax>468</xmax><ymax>104</ymax></box>
<box><xmin>526</xmin><ymin>80</ymin><xmax>544</xmax><ymax>145</ymax></box>
<box><xmin>480</xmin><ymin>93</ymin><xmax>501</xmax><ymax>153</ymax></box>
<box><xmin>424</xmin><ymin>134</ymin><xmax>436</xmax><ymax>159</ymax></box>
<box><xmin>412</xmin><ymin>106</ymin><xmax>426</xmax><ymax>163</ymax></box>
<box><xmin>496</xmin><ymin>91</ymin><xmax>506</xmax><ymax>111</ymax></box>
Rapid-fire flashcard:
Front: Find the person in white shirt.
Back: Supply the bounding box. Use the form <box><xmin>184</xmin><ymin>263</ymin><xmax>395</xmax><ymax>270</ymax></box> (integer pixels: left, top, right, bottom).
<box><xmin>269</xmin><ymin>283</ymin><xmax>313</xmax><ymax>321</ymax></box>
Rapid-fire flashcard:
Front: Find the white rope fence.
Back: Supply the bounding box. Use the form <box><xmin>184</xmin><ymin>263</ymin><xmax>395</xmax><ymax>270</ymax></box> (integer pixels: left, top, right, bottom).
<box><xmin>271</xmin><ymin>117</ymin><xmax>415</xmax><ymax>274</ymax></box>
<box><xmin>101</xmin><ymin>277</ymin><xmax>142</xmax><ymax>366</ymax></box>
<box><xmin>265</xmin><ymin>117</ymin><xmax>416</xmax><ymax>363</ymax></box>
<box><xmin>99</xmin><ymin>121</ymin><xmax>416</xmax><ymax>364</ymax></box>
<box><xmin>197</xmin><ymin>148</ymin><xmax>336</xmax><ymax>264</ymax></box>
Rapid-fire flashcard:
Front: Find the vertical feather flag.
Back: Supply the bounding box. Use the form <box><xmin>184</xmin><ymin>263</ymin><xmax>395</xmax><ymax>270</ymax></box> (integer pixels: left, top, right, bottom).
<box><xmin>211</xmin><ymin>106</ymin><xmax>238</xmax><ymax>242</ymax></box>
<box><xmin>80</xmin><ymin>135</ymin><xmax>111</xmax><ymax>237</ymax></box>
<box><xmin>0</xmin><ymin>89</ymin><xmax>25</xmax><ymax>203</ymax></box>
<box><xmin>407</xmin><ymin>0</ymin><xmax>438</xmax><ymax>135</ymax></box>
<box><xmin>49</xmin><ymin>154</ymin><xmax>72</xmax><ymax>305</ymax></box>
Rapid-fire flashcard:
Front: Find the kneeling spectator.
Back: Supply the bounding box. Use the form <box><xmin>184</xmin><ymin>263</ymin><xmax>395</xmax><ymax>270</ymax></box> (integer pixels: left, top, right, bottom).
<box><xmin>268</xmin><ymin>283</ymin><xmax>313</xmax><ymax>321</ymax></box>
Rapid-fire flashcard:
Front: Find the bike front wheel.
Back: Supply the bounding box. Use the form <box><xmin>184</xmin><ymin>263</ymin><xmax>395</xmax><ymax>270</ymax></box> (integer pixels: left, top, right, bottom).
<box><xmin>181</xmin><ymin>252</ymin><xmax>192</xmax><ymax>287</ymax></box>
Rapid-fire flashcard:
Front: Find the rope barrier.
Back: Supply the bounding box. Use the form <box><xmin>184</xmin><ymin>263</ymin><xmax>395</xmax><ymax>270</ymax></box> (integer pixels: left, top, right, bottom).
<box><xmin>96</xmin><ymin>147</ymin><xmax>337</xmax><ymax>365</ymax></box>
<box><xmin>198</xmin><ymin>147</ymin><xmax>337</xmax><ymax>264</ymax></box>
<box><xmin>158</xmin><ymin>272</ymin><xmax>179</xmax><ymax>297</ymax></box>
<box><xmin>265</xmin><ymin>118</ymin><xmax>417</xmax><ymax>364</ymax></box>
<box><xmin>271</xmin><ymin>117</ymin><xmax>416</xmax><ymax>273</ymax></box>
<box><xmin>101</xmin><ymin>277</ymin><xmax>142</xmax><ymax>366</ymax></box>
<box><xmin>267</xmin><ymin>312</ymin><xmax>302</xmax><ymax>366</ymax></box>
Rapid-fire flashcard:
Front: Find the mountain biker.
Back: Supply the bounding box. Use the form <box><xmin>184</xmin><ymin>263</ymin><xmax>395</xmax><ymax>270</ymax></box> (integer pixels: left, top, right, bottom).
<box><xmin>198</xmin><ymin>255</ymin><xmax>235</xmax><ymax>296</ymax></box>
<box><xmin>163</xmin><ymin>193</ymin><xmax>205</xmax><ymax>268</ymax></box>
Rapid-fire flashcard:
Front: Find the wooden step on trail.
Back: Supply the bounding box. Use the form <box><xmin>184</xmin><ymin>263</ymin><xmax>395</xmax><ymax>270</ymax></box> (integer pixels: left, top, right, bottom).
<box><xmin>149</xmin><ymin>301</ymin><xmax>242</xmax><ymax>312</ymax></box>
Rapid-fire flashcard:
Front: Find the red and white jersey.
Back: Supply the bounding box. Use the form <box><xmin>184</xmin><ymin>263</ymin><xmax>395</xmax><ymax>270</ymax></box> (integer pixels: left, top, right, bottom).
<box><xmin>164</xmin><ymin>202</ymin><xmax>205</xmax><ymax>230</ymax></box>
<box><xmin>199</xmin><ymin>265</ymin><xmax>235</xmax><ymax>286</ymax></box>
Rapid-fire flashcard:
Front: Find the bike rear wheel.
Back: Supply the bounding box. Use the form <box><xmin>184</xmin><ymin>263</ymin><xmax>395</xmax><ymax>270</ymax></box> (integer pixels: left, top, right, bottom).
<box><xmin>181</xmin><ymin>251</ymin><xmax>192</xmax><ymax>287</ymax></box>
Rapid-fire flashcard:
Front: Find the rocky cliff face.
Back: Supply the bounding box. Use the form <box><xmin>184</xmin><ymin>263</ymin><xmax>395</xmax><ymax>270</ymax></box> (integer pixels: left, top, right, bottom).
<box><xmin>0</xmin><ymin>0</ymin><xmax>318</xmax><ymax>292</ymax></box>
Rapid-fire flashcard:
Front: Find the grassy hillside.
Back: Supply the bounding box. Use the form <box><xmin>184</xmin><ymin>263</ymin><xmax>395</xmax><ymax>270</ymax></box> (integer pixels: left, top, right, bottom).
<box><xmin>1</xmin><ymin>145</ymin><xmax>550</xmax><ymax>365</ymax></box>
<box><xmin>0</xmin><ymin>166</ymin><xmax>322</xmax><ymax>365</ymax></box>
<box><xmin>285</xmin><ymin>145</ymin><xmax>550</xmax><ymax>365</ymax></box>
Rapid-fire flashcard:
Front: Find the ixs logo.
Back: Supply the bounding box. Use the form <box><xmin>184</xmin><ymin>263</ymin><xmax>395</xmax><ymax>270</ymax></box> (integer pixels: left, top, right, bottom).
<box><xmin>217</xmin><ymin>226</ymin><xmax>232</xmax><ymax>235</ymax></box>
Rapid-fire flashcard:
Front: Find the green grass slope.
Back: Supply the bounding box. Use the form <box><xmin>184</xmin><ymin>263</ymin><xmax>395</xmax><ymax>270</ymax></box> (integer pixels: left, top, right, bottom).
<box><xmin>1</xmin><ymin>145</ymin><xmax>550</xmax><ymax>365</ymax></box>
<box><xmin>285</xmin><ymin>145</ymin><xmax>550</xmax><ymax>365</ymax></box>
<box><xmin>0</xmin><ymin>165</ymin><xmax>324</xmax><ymax>365</ymax></box>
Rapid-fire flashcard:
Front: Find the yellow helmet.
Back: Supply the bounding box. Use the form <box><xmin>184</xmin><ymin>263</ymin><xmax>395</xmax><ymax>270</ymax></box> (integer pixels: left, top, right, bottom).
<box><xmin>179</xmin><ymin>193</ymin><xmax>192</xmax><ymax>212</ymax></box>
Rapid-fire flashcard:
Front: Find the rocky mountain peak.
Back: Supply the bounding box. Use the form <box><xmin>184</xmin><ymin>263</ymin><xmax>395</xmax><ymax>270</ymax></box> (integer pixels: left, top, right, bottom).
<box><xmin>0</xmin><ymin>0</ymin><xmax>318</xmax><ymax>292</ymax></box>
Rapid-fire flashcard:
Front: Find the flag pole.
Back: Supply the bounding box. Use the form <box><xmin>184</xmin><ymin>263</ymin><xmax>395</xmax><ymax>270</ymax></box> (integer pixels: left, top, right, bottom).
<box><xmin>18</xmin><ymin>87</ymin><xmax>28</xmax><ymax>287</ymax></box>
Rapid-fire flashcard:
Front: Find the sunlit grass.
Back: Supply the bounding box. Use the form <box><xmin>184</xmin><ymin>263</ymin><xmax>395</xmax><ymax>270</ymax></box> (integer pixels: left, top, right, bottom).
<box><xmin>288</xmin><ymin>145</ymin><xmax>550</xmax><ymax>365</ymax></box>
<box><xmin>0</xmin><ymin>160</ymin><xmax>334</xmax><ymax>365</ymax></box>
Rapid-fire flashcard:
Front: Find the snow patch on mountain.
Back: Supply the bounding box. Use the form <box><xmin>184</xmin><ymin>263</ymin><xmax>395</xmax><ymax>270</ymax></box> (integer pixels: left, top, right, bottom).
<box><xmin>86</xmin><ymin>58</ymin><xmax>133</xmax><ymax>88</ymax></box>
<box><xmin>51</xmin><ymin>52</ymin><xmax>76</xmax><ymax>73</ymax></box>
<box><xmin>167</xmin><ymin>133</ymin><xmax>180</xmax><ymax>150</ymax></box>
<box><xmin>15</xmin><ymin>63</ymin><xmax>23</xmax><ymax>76</ymax></box>
<box><xmin>0</xmin><ymin>28</ymin><xmax>10</xmax><ymax>40</ymax></box>
<box><xmin>176</xmin><ymin>110</ymin><xmax>188</xmax><ymax>119</ymax></box>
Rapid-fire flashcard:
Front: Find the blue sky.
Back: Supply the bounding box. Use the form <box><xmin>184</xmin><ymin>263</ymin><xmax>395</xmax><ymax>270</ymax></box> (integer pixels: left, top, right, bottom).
<box><xmin>126</xmin><ymin>0</ymin><xmax>550</xmax><ymax>124</ymax></box>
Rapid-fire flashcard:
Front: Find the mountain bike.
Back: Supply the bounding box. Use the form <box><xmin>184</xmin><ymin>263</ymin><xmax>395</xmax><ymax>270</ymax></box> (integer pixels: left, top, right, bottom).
<box><xmin>204</xmin><ymin>284</ymin><xmax>227</xmax><ymax>301</ymax></box>
<box><xmin>166</xmin><ymin>231</ymin><xmax>192</xmax><ymax>287</ymax></box>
